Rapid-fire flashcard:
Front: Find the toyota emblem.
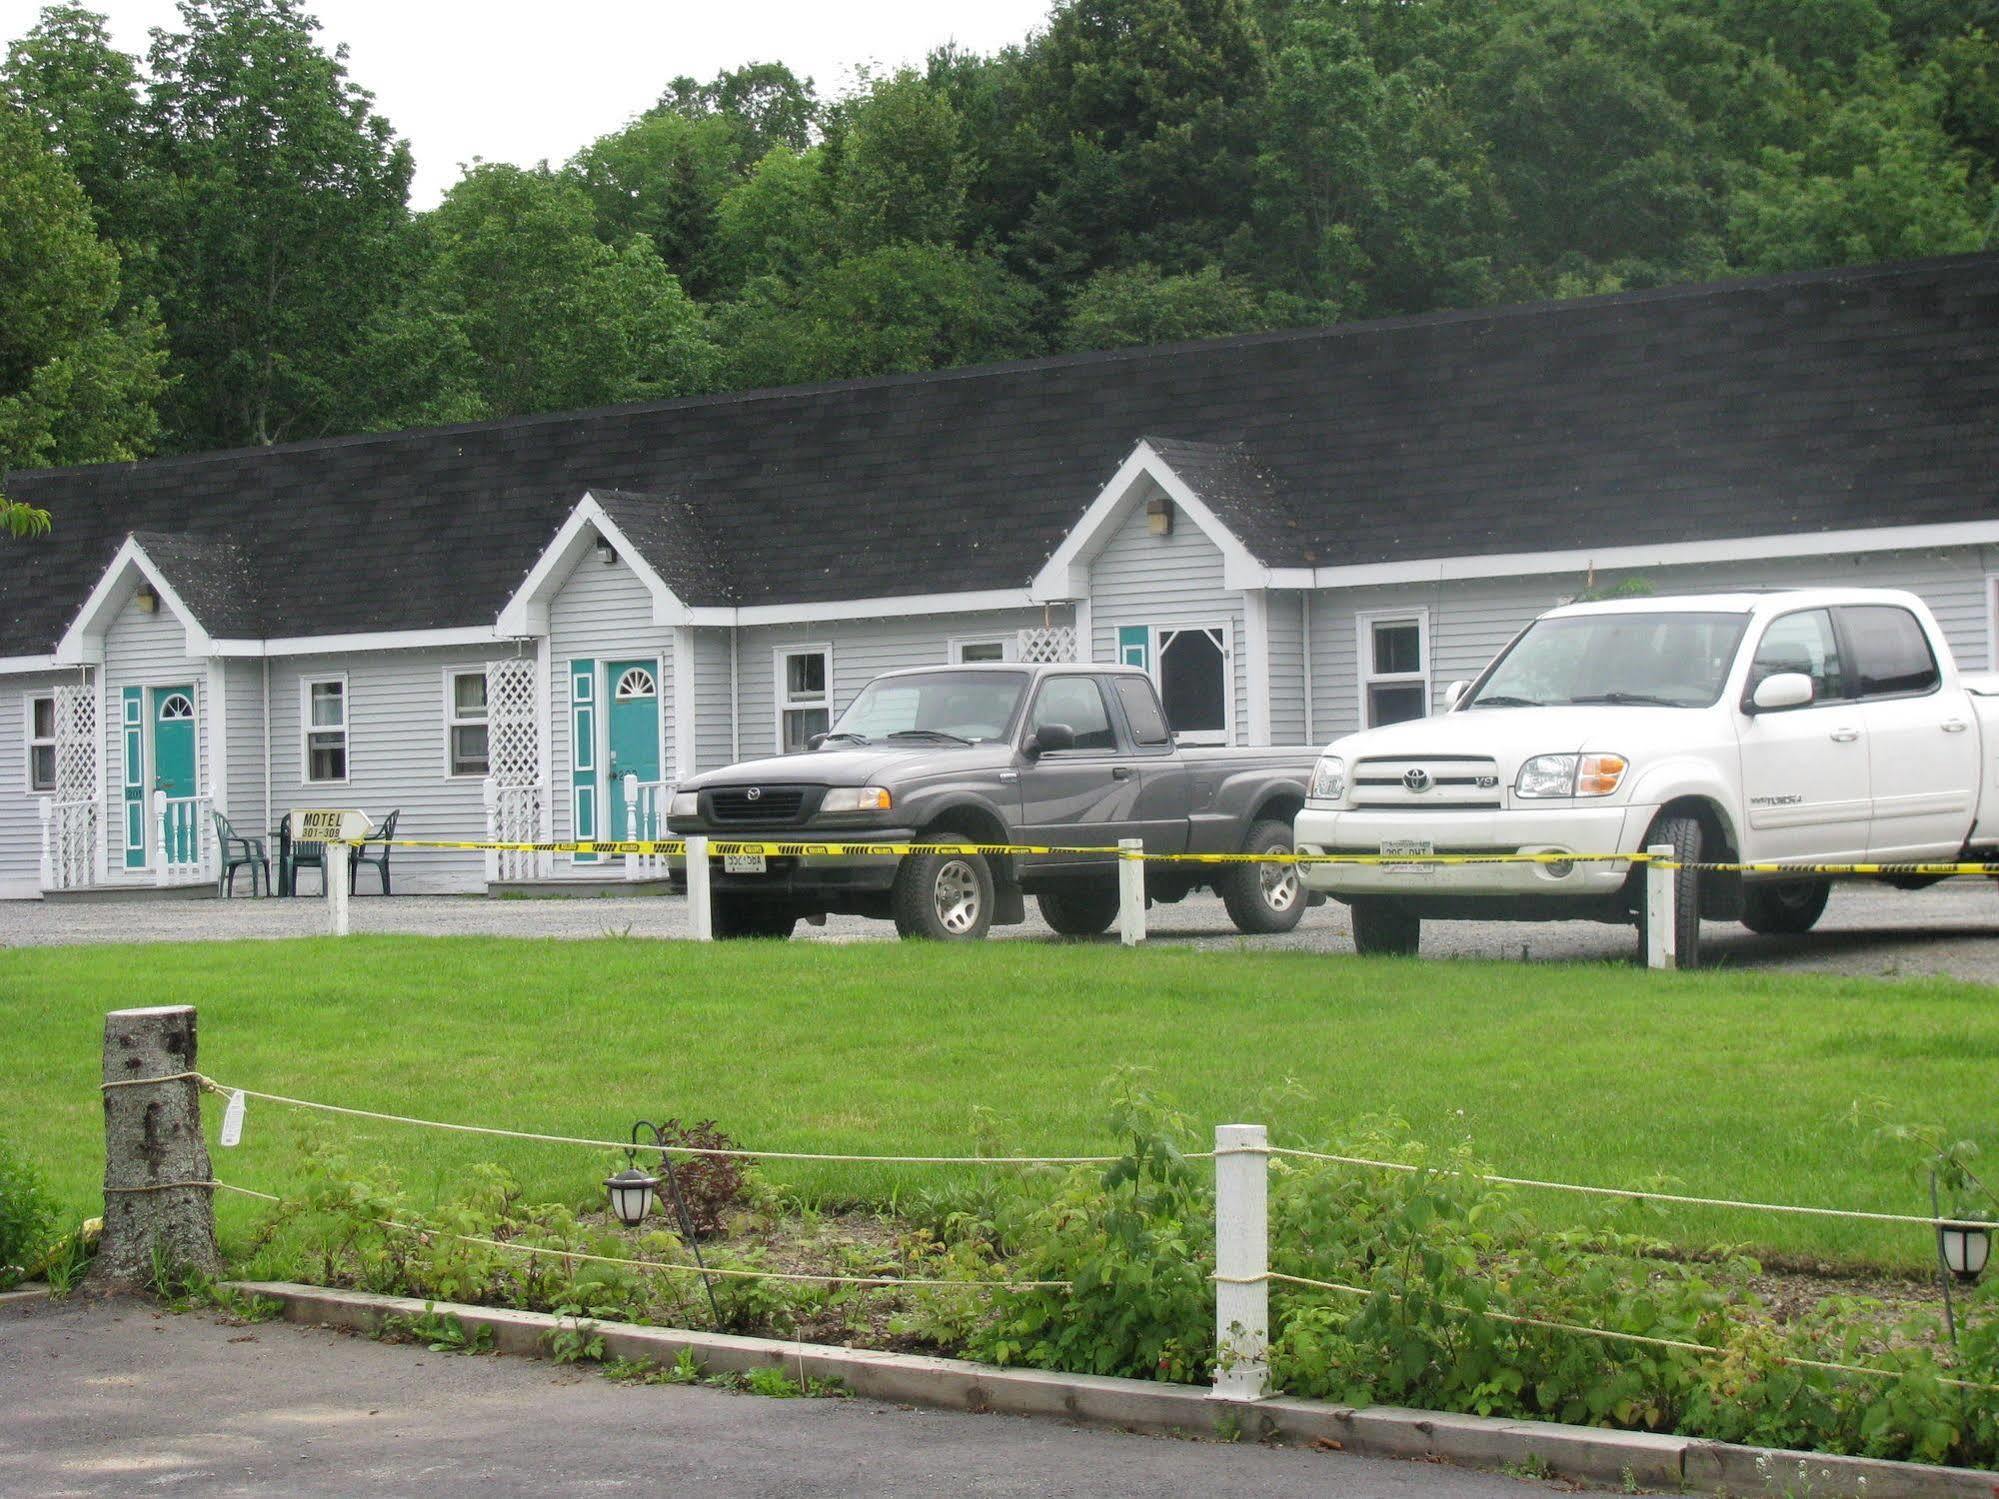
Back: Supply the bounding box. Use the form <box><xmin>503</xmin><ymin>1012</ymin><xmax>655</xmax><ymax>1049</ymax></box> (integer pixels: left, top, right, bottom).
<box><xmin>1402</xmin><ymin>768</ymin><xmax>1432</xmax><ymax>794</ymax></box>
<box><xmin>746</xmin><ymin>787</ymin><xmax>762</xmax><ymax>801</ymax></box>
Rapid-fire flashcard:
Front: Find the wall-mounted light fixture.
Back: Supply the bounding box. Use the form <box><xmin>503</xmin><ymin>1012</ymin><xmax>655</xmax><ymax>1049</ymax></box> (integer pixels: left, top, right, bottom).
<box><xmin>134</xmin><ymin>584</ymin><xmax>158</xmax><ymax>614</ymax></box>
<box><xmin>595</xmin><ymin>536</ymin><xmax>617</xmax><ymax>566</ymax></box>
<box><xmin>1146</xmin><ymin>495</ymin><xmax>1174</xmax><ymax>537</ymax></box>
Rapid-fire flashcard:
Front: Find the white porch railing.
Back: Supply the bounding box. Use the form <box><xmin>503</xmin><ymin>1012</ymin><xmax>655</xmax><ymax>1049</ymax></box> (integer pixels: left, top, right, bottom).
<box><xmin>38</xmin><ymin>797</ymin><xmax>98</xmax><ymax>891</ymax></box>
<box><xmin>483</xmin><ymin>780</ymin><xmax>548</xmax><ymax>883</ymax></box>
<box><xmin>622</xmin><ymin>775</ymin><xmax>672</xmax><ymax>880</ymax></box>
<box><xmin>153</xmin><ymin>791</ymin><xmax>213</xmax><ymax>887</ymax></box>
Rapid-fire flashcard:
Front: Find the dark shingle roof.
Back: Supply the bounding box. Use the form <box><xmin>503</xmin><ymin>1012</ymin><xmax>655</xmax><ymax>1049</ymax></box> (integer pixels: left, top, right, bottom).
<box><xmin>589</xmin><ymin>489</ymin><xmax>739</xmax><ymax>606</ymax></box>
<box><xmin>6</xmin><ymin>252</ymin><xmax>1997</xmax><ymax>654</ymax></box>
<box><xmin>131</xmin><ymin>531</ymin><xmax>267</xmax><ymax>637</ymax></box>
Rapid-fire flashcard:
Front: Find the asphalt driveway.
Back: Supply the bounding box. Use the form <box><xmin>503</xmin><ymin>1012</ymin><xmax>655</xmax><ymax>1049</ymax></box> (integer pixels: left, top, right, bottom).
<box><xmin>0</xmin><ymin>1295</ymin><xmax>1551</xmax><ymax>1499</ymax></box>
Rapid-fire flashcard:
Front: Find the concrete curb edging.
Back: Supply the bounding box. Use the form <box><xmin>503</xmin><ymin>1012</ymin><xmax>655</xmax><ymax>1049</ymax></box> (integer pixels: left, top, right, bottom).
<box><xmin>231</xmin><ymin>1282</ymin><xmax>1996</xmax><ymax>1498</ymax></box>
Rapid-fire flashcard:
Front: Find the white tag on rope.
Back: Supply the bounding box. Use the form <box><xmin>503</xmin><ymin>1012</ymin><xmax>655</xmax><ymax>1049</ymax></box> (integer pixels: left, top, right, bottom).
<box><xmin>220</xmin><ymin>1090</ymin><xmax>246</xmax><ymax>1148</ymax></box>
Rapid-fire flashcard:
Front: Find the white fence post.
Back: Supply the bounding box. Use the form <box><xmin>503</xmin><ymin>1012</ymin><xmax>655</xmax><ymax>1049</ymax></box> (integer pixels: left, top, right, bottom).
<box><xmin>482</xmin><ymin>778</ymin><xmax>500</xmax><ymax>886</ymax></box>
<box><xmin>1645</xmin><ymin>843</ymin><xmax>1676</xmax><ymax>971</ymax></box>
<box><xmin>1212</xmin><ymin>1122</ymin><xmax>1270</xmax><ymax>1402</ymax></box>
<box><xmin>38</xmin><ymin>797</ymin><xmax>52</xmax><ymax>890</ymax></box>
<box><xmin>685</xmin><ymin>834</ymin><xmax>712</xmax><ymax>941</ymax></box>
<box><xmin>623</xmin><ymin>772</ymin><xmax>639</xmax><ymax>881</ymax></box>
<box><xmin>1118</xmin><ymin>838</ymin><xmax>1146</xmax><ymax>946</ymax></box>
<box><xmin>152</xmin><ymin>789</ymin><xmax>168</xmax><ymax>888</ymax></box>
<box><xmin>327</xmin><ymin>842</ymin><xmax>350</xmax><ymax>936</ymax></box>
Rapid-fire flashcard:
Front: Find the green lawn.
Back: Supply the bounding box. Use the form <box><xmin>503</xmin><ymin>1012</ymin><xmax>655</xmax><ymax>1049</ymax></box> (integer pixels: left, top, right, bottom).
<box><xmin>5</xmin><ymin>937</ymin><xmax>1992</xmax><ymax>1267</ymax></box>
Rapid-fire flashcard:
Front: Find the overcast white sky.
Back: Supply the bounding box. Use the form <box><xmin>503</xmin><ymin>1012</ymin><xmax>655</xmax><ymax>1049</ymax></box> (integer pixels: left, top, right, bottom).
<box><xmin>0</xmin><ymin>1</ymin><xmax>1056</xmax><ymax>207</ymax></box>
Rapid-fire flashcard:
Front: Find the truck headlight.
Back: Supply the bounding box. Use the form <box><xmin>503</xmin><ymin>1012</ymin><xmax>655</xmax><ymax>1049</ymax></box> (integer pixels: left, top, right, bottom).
<box><xmin>1309</xmin><ymin>754</ymin><xmax>1346</xmax><ymax>801</ymax></box>
<box><xmin>1515</xmin><ymin>753</ymin><xmax>1628</xmax><ymax>798</ymax></box>
<box><xmin>669</xmin><ymin>791</ymin><xmax>699</xmax><ymax>818</ymax></box>
<box><xmin>820</xmin><ymin>786</ymin><xmax>892</xmax><ymax>813</ymax></box>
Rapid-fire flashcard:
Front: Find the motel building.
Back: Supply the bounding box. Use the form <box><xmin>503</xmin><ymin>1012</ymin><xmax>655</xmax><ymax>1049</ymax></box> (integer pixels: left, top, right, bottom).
<box><xmin>5</xmin><ymin>253</ymin><xmax>1996</xmax><ymax>899</ymax></box>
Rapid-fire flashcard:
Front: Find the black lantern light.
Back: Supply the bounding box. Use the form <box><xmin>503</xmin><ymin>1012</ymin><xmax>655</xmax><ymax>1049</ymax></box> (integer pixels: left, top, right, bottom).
<box><xmin>1940</xmin><ymin>1217</ymin><xmax>1993</xmax><ymax>1284</ymax></box>
<box><xmin>603</xmin><ymin>1163</ymin><xmax>659</xmax><ymax>1227</ymax></box>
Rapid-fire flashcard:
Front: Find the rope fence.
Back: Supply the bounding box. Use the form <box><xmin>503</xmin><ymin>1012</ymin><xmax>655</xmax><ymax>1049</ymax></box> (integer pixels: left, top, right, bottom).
<box><xmin>98</xmin><ymin>1048</ymin><xmax>1995</xmax><ymax>1421</ymax></box>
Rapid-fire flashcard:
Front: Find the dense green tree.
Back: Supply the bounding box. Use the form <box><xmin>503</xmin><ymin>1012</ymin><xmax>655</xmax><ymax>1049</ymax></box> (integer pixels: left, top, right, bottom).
<box><xmin>0</xmin><ymin>103</ymin><xmax>166</xmax><ymax>484</ymax></box>
<box><xmin>656</xmin><ymin>61</ymin><xmax>818</xmax><ymax>157</ymax></box>
<box><xmin>1060</xmin><ymin>262</ymin><xmax>1274</xmax><ymax>348</ymax></box>
<box><xmin>714</xmin><ymin>244</ymin><xmax>1041</xmax><ymax>387</ymax></box>
<box><xmin>142</xmin><ymin>0</ymin><xmax>413</xmax><ymax>449</ymax></box>
<box><xmin>372</xmin><ymin>163</ymin><xmax>717</xmax><ymax>424</ymax></box>
<box><xmin>570</xmin><ymin>110</ymin><xmax>744</xmax><ymax>294</ymax></box>
<box><xmin>2</xmin><ymin>6</ymin><xmax>146</xmax><ymax>255</ymax></box>
<box><xmin>824</xmin><ymin>70</ymin><xmax>972</xmax><ymax>252</ymax></box>
<box><xmin>707</xmin><ymin>145</ymin><xmax>837</xmax><ymax>292</ymax></box>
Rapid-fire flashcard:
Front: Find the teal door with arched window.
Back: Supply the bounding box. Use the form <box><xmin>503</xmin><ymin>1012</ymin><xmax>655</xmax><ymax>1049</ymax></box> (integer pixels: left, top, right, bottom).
<box><xmin>605</xmin><ymin>660</ymin><xmax>661</xmax><ymax>842</ymax></box>
<box><xmin>153</xmin><ymin>685</ymin><xmax>197</xmax><ymax>863</ymax></box>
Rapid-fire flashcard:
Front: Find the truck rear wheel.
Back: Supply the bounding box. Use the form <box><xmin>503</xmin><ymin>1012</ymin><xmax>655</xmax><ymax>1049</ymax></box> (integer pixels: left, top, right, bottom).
<box><xmin>710</xmin><ymin>893</ymin><xmax>798</xmax><ymax>940</ymax></box>
<box><xmin>1741</xmin><ymin>878</ymin><xmax>1830</xmax><ymax>935</ymax></box>
<box><xmin>1220</xmin><ymin>818</ymin><xmax>1307</xmax><ymax>934</ymax></box>
<box><xmin>1637</xmin><ymin>813</ymin><xmax>1704</xmax><ymax>966</ymax></box>
<box><xmin>1038</xmin><ymin>885</ymin><xmax>1120</xmax><ymax>936</ymax></box>
<box><xmin>892</xmin><ymin>841</ymin><xmax>994</xmax><ymax>941</ymax></box>
<box><xmin>1350</xmin><ymin>899</ymin><xmax>1420</xmax><ymax>956</ymax></box>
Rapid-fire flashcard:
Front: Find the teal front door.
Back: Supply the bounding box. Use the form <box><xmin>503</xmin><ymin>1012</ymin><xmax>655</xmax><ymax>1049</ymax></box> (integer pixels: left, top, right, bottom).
<box><xmin>152</xmin><ymin>685</ymin><xmax>198</xmax><ymax>863</ymax></box>
<box><xmin>605</xmin><ymin>660</ymin><xmax>661</xmax><ymax>842</ymax></box>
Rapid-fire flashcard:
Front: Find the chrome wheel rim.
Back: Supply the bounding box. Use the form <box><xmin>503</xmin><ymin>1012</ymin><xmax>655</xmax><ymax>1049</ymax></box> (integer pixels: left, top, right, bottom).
<box><xmin>934</xmin><ymin>859</ymin><xmax>982</xmax><ymax>934</ymax></box>
<box><xmin>1258</xmin><ymin>854</ymin><xmax>1299</xmax><ymax>913</ymax></box>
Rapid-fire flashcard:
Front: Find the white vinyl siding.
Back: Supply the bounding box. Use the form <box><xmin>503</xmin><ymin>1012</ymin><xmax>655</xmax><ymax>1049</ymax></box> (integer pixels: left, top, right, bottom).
<box><xmin>734</xmin><ymin>609</ymin><xmax>1061</xmax><ymax>755</ymax></box>
<box><xmin>102</xmin><ymin>593</ymin><xmax>207</xmax><ymax>880</ymax></box>
<box><xmin>223</xmin><ymin>659</ymin><xmax>266</xmax><ymax>831</ymax></box>
<box><xmin>1086</xmin><ymin>485</ymin><xmax>1247</xmax><ymax>744</ymax></box>
<box><xmin>1308</xmin><ymin>547</ymin><xmax>1999</xmax><ymax>739</ymax></box>
<box><xmin>1264</xmin><ymin>590</ymin><xmax>1308</xmax><ymax>745</ymax></box>
<box><xmin>270</xmin><ymin>647</ymin><xmax>497</xmax><ymax>893</ymax></box>
<box><xmin>1</xmin><ymin>670</ymin><xmax>65</xmax><ymax>897</ymax></box>
<box><xmin>693</xmin><ymin>628</ymin><xmax>735</xmax><ymax>772</ymax></box>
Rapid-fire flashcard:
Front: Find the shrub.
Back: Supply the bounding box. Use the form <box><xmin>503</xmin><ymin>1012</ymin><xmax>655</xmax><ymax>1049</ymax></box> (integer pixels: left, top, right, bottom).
<box><xmin>645</xmin><ymin>1119</ymin><xmax>752</xmax><ymax>1238</ymax></box>
<box><xmin>0</xmin><ymin>1137</ymin><xmax>58</xmax><ymax>1289</ymax></box>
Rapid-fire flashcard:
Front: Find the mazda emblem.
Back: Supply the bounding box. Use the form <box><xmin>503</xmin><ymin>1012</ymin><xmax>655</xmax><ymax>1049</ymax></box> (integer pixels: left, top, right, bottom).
<box><xmin>746</xmin><ymin>787</ymin><xmax>762</xmax><ymax>801</ymax></box>
<box><xmin>1402</xmin><ymin>768</ymin><xmax>1432</xmax><ymax>794</ymax></box>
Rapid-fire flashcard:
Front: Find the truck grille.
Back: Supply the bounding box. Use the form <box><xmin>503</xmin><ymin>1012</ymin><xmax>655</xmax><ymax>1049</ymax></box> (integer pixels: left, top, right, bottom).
<box><xmin>706</xmin><ymin>786</ymin><xmax>816</xmax><ymax>824</ymax></box>
<box><xmin>1350</xmin><ymin>756</ymin><xmax>1503</xmax><ymax>810</ymax></box>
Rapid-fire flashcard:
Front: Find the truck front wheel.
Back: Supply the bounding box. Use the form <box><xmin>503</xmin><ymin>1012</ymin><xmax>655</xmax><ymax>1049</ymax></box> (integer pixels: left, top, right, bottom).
<box><xmin>1741</xmin><ymin>879</ymin><xmax>1830</xmax><ymax>935</ymax></box>
<box><xmin>1637</xmin><ymin>814</ymin><xmax>1704</xmax><ymax>966</ymax></box>
<box><xmin>1350</xmin><ymin>899</ymin><xmax>1420</xmax><ymax>956</ymax></box>
<box><xmin>892</xmin><ymin>841</ymin><xmax>995</xmax><ymax>941</ymax></box>
<box><xmin>1038</xmin><ymin>885</ymin><xmax>1120</xmax><ymax>936</ymax></box>
<box><xmin>1221</xmin><ymin>818</ymin><xmax>1308</xmax><ymax>934</ymax></box>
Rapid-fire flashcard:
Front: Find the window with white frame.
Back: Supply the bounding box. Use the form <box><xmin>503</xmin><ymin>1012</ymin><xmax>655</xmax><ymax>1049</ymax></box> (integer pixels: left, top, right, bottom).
<box><xmin>777</xmin><ymin>646</ymin><xmax>831</xmax><ymax>752</ymax></box>
<box><xmin>27</xmin><ymin>694</ymin><xmax>56</xmax><ymax>792</ymax></box>
<box><xmin>303</xmin><ymin>676</ymin><xmax>349</xmax><ymax>783</ymax></box>
<box><xmin>1156</xmin><ymin>624</ymin><xmax>1230</xmax><ymax>744</ymax></box>
<box><xmin>446</xmin><ymin>669</ymin><xmax>489</xmax><ymax>777</ymax></box>
<box><xmin>1359</xmin><ymin>611</ymin><xmax>1429</xmax><ymax>727</ymax></box>
<box><xmin>950</xmin><ymin>636</ymin><xmax>1013</xmax><ymax>663</ymax></box>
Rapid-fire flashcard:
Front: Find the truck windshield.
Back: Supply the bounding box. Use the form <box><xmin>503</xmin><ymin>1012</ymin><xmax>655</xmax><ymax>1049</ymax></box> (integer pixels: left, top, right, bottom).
<box><xmin>1467</xmin><ymin>612</ymin><xmax>1749</xmax><ymax>709</ymax></box>
<box><xmin>832</xmin><ymin>671</ymin><xmax>1030</xmax><ymax>745</ymax></box>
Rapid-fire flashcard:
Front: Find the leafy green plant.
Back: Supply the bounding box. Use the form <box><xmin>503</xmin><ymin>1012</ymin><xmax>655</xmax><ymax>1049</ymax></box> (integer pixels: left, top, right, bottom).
<box><xmin>377</xmin><ymin>1303</ymin><xmax>495</xmax><ymax>1354</ymax></box>
<box><xmin>0</xmin><ymin>1138</ymin><xmax>59</xmax><ymax>1289</ymax></box>
<box><xmin>746</xmin><ymin>1366</ymin><xmax>801</xmax><ymax>1397</ymax></box>
<box><xmin>546</xmin><ymin>1310</ymin><xmax>607</xmax><ymax>1364</ymax></box>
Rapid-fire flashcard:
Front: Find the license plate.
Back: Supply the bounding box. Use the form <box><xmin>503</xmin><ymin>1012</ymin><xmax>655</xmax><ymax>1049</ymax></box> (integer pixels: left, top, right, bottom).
<box><xmin>723</xmin><ymin>853</ymin><xmax>768</xmax><ymax>875</ymax></box>
<box><xmin>1380</xmin><ymin>839</ymin><xmax>1436</xmax><ymax>874</ymax></box>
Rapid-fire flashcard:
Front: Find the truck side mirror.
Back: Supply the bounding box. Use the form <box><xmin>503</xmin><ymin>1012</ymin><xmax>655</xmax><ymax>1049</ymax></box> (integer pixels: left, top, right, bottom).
<box><xmin>1025</xmin><ymin>722</ymin><xmax>1076</xmax><ymax>756</ymax></box>
<box><xmin>1444</xmin><ymin>680</ymin><xmax>1471</xmax><ymax>709</ymax></box>
<box><xmin>1749</xmin><ymin>672</ymin><xmax>1815</xmax><ymax>713</ymax></box>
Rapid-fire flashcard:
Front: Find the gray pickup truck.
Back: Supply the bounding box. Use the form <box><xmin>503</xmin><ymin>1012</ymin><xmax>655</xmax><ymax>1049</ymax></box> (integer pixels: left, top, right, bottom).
<box><xmin>666</xmin><ymin>663</ymin><xmax>1321</xmax><ymax>940</ymax></box>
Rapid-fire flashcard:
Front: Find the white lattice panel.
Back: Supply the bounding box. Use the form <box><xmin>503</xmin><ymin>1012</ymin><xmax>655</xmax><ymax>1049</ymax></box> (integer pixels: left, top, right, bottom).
<box><xmin>55</xmin><ymin>682</ymin><xmax>96</xmax><ymax>802</ymax></box>
<box><xmin>485</xmin><ymin>658</ymin><xmax>544</xmax><ymax>882</ymax></box>
<box><xmin>1016</xmin><ymin>626</ymin><xmax>1077</xmax><ymax>664</ymax></box>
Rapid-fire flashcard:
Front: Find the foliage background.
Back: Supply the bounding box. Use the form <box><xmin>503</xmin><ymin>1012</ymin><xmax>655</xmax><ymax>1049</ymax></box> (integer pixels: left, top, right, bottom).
<box><xmin>0</xmin><ymin>0</ymin><xmax>1994</xmax><ymax>475</ymax></box>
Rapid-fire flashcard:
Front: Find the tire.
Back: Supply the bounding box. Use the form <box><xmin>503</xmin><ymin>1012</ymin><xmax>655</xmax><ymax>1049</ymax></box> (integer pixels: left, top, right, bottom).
<box><xmin>710</xmin><ymin>892</ymin><xmax>798</xmax><ymax>940</ymax></box>
<box><xmin>1350</xmin><ymin>898</ymin><xmax>1420</xmax><ymax>956</ymax></box>
<box><xmin>1741</xmin><ymin>878</ymin><xmax>1830</xmax><ymax>935</ymax></box>
<box><xmin>1636</xmin><ymin>813</ymin><xmax>1703</xmax><ymax>967</ymax></box>
<box><xmin>1220</xmin><ymin>818</ymin><xmax>1308</xmax><ymax>935</ymax></box>
<box><xmin>892</xmin><ymin>839</ymin><xmax>995</xmax><ymax>941</ymax></box>
<box><xmin>1038</xmin><ymin>884</ymin><xmax>1121</xmax><ymax>936</ymax></box>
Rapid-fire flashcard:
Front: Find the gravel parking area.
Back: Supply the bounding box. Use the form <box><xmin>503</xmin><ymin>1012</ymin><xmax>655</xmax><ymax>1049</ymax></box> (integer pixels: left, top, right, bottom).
<box><xmin>6</xmin><ymin>880</ymin><xmax>1999</xmax><ymax>980</ymax></box>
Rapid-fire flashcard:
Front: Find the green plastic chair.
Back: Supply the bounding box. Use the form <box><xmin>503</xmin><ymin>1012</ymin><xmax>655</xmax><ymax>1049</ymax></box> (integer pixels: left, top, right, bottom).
<box><xmin>212</xmin><ymin>810</ymin><xmax>269</xmax><ymax>897</ymax></box>
<box><xmin>280</xmin><ymin>812</ymin><xmax>327</xmax><ymax>897</ymax></box>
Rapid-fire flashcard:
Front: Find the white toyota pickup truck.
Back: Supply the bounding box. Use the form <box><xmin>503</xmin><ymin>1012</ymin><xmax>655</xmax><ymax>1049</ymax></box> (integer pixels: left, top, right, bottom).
<box><xmin>1293</xmin><ymin>588</ymin><xmax>1999</xmax><ymax>964</ymax></box>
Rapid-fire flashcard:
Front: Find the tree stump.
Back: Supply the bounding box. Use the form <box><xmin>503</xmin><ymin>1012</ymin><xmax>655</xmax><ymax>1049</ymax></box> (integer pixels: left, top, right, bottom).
<box><xmin>93</xmin><ymin>1005</ymin><xmax>220</xmax><ymax>1289</ymax></box>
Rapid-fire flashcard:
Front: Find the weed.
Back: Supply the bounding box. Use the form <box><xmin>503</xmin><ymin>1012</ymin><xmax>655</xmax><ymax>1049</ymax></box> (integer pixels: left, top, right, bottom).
<box><xmin>376</xmin><ymin>1303</ymin><xmax>494</xmax><ymax>1354</ymax></box>
<box><xmin>1213</xmin><ymin>1411</ymin><xmax>1242</xmax><ymax>1443</ymax></box>
<box><xmin>546</xmin><ymin>1311</ymin><xmax>606</xmax><ymax>1365</ymax></box>
<box><xmin>745</xmin><ymin>1366</ymin><xmax>801</xmax><ymax>1398</ymax></box>
<box><xmin>1502</xmin><ymin>1454</ymin><xmax>1554</xmax><ymax>1481</ymax></box>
